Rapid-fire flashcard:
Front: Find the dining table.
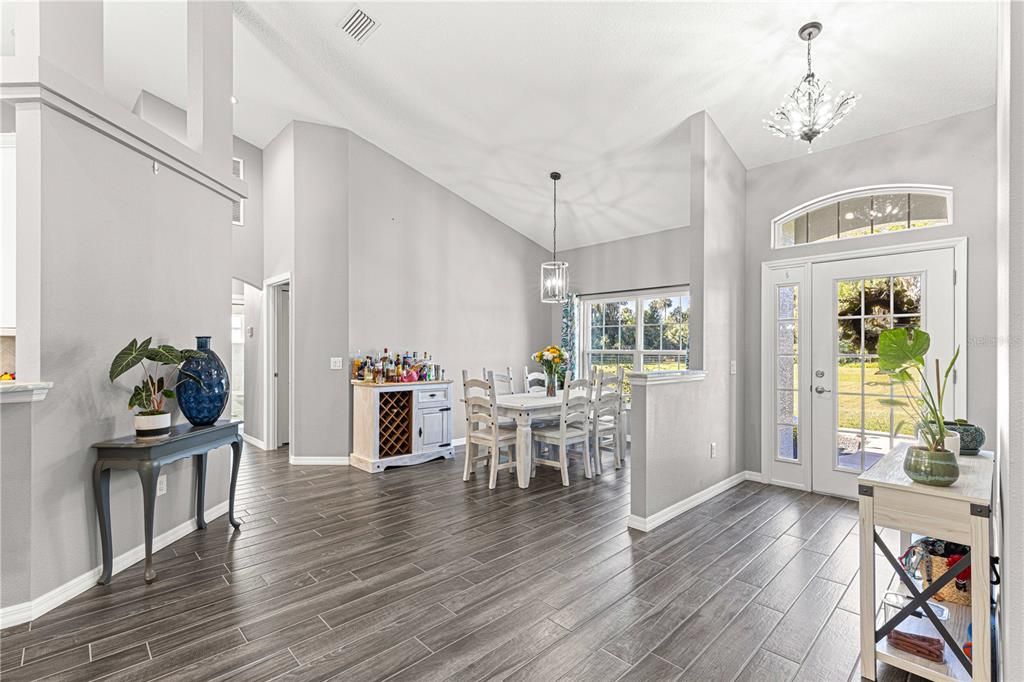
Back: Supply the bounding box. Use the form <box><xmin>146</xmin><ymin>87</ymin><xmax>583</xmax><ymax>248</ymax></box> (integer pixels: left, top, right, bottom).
<box><xmin>493</xmin><ymin>391</ymin><xmax>565</xmax><ymax>488</ymax></box>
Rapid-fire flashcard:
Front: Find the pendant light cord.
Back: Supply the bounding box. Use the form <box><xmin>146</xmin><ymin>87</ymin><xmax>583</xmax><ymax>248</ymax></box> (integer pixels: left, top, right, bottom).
<box><xmin>552</xmin><ymin>175</ymin><xmax>558</xmax><ymax>261</ymax></box>
<box><xmin>806</xmin><ymin>39</ymin><xmax>813</xmax><ymax>75</ymax></box>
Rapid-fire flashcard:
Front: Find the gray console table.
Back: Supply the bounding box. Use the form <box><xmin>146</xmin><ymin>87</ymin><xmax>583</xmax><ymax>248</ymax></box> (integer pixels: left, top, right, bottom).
<box><xmin>91</xmin><ymin>420</ymin><xmax>243</xmax><ymax>584</ymax></box>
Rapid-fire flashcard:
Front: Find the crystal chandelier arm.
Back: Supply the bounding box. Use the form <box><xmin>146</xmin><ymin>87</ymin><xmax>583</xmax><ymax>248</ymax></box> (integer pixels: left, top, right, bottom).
<box><xmin>763</xmin><ymin>21</ymin><xmax>859</xmax><ymax>149</ymax></box>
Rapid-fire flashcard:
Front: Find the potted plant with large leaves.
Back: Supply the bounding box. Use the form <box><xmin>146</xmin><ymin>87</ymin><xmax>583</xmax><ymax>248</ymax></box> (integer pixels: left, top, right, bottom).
<box><xmin>109</xmin><ymin>338</ymin><xmax>205</xmax><ymax>438</ymax></box>
<box><xmin>876</xmin><ymin>327</ymin><xmax>961</xmax><ymax>486</ymax></box>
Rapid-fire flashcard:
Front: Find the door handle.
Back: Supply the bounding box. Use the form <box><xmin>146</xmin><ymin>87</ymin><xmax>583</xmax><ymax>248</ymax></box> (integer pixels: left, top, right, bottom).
<box><xmin>418</xmin><ymin>427</ymin><xmax>423</xmax><ymax>438</ymax></box>
<box><xmin>814</xmin><ymin>386</ymin><xmax>832</xmax><ymax>394</ymax></box>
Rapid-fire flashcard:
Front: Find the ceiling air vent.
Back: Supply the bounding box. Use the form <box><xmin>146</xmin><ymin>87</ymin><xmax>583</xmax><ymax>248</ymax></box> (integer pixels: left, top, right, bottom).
<box><xmin>339</xmin><ymin>8</ymin><xmax>379</xmax><ymax>44</ymax></box>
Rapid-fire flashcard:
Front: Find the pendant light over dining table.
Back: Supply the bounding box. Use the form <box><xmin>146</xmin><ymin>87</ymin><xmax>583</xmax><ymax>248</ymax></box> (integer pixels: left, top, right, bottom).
<box><xmin>541</xmin><ymin>171</ymin><xmax>569</xmax><ymax>303</ymax></box>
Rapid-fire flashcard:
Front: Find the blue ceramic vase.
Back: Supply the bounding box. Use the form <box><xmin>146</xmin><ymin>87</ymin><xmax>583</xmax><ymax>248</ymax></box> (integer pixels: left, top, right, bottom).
<box><xmin>177</xmin><ymin>336</ymin><xmax>230</xmax><ymax>426</ymax></box>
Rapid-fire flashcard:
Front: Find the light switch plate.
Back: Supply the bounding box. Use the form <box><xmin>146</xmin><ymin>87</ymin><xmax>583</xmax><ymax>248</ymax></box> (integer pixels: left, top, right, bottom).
<box><xmin>330</xmin><ymin>357</ymin><xmax>345</xmax><ymax>370</ymax></box>
<box><xmin>157</xmin><ymin>473</ymin><xmax>167</xmax><ymax>496</ymax></box>
<box><xmin>710</xmin><ymin>442</ymin><xmax>717</xmax><ymax>458</ymax></box>
<box><xmin>730</xmin><ymin>360</ymin><xmax>737</xmax><ymax>375</ymax></box>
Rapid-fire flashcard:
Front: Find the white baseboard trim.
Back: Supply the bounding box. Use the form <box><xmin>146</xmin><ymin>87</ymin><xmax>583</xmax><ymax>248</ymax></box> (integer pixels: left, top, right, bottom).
<box><xmin>242</xmin><ymin>432</ymin><xmax>267</xmax><ymax>450</ymax></box>
<box><xmin>627</xmin><ymin>471</ymin><xmax>754</xmax><ymax>533</ymax></box>
<box><xmin>451</xmin><ymin>437</ymin><xmax>466</xmax><ymax>447</ymax></box>
<box><xmin>0</xmin><ymin>500</ymin><xmax>229</xmax><ymax>629</ymax></box>
<box><xmin>289</xmin><ymin>456</ymin><xmax>350</xmax><ymax>466</ymax></box>
<box><xmin>763</xmin><ymin>477</ymin><xmax>808</xmax><ymax>491</ymax></box>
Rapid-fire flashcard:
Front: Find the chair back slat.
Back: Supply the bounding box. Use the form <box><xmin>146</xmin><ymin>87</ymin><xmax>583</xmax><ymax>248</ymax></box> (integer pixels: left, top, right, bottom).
<box><xmin>523</xmin><ymin>367</ymin><xmax>547</xmax><ymax>393</ymax></box>
<box><xmin>559</xmin><ymin>374</ymin><xmax>592</xmax><ymax>428</ymax></box>
<box><xmin>484</xmin><ymin>367</ymin><xmax>515</xmax><ymax>395</ymax></box>
<box><xmin>463</xmin><ymin>370</ymin><xmax>501</xmax><ymax>439</ymax></box>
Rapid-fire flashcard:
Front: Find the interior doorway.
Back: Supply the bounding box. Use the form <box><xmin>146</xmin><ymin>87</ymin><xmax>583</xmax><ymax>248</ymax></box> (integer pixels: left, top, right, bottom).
<box><xmin>762</xmin><ymin>240</ymin><xmax>966</xmax><ymax>498</ymax></box>
<box><xmin>230</xmin><ymin>279</ymin><xmax>246</xmax><ymax>422</ymax></box>
<box><xmin>265</xmin><ymin>274</ymin><xmax>292</xmax><ymax>450</ymax></box>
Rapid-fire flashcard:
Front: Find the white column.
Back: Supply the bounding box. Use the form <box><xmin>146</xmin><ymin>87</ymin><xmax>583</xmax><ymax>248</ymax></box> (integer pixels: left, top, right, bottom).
<box><xmin>186</xmin><ymin>0</ymin><xmax>232</xmax><ymax>175</ymax></box>
<box><xmin>15</xmin><ymin>0</ymin><xmax>104</xmax><ymax>91</ymax></box>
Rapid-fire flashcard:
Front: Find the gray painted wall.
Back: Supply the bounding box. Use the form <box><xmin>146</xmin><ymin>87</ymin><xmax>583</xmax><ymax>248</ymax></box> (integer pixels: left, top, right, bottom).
<box><xmin>9</xmin><ymin>105</ymin><xmax>232</xmax><ymax>606</ymax></box>
<box><xmin>560</xmin><ymin>226</ymin><xmax>692</xmax><ymax>296</ymax></box>
<box><xmin>347</xmin><ymin>132</ymin><xmax>551</xmax><ymax>441</ymax></box>
<box><xmin>262</xmin><ymin>124</ymin><xmax>294</xmax><ymax>280</ymax></box>
<box><xmin>242</xmin><ymin>281</ymin><xmax>263</xmax><ymax>443</ymax></box>
<box><xmin>231</xmin><ymin>137</ymin><xmax>263</xmax><ymax>288</ymax></box>
<box><xmin>548</xmin><ymin>226</ymin><xmax>692</xmax><ymax>343</ymax></box>
<box><xmin>131</xmin><ymin>90</ymin><xmax>264</xmax><ymax>288</ymax></box>
<box><xmin>257</xmin><ymin>123</ymin><xmax>551</xmax><ymax>449</ymax></box>
<box><xmin>742</xmin><ymin>106</ymin><xmax>998</xmax><ymax>473</ymax></box>
<box><xmin>291</xmin><ymin>123</ymin><xmax>350</xmax><ymax>458</ymax></box>
<box><xmin>629</xmin><ymin>112</ymin><xmax>747</xmax><ymax>519</ymax></box>
<box><xmin>0</xmin><ymin>402</ymin><xmax>33</xmax><ymax>606</ymax></box>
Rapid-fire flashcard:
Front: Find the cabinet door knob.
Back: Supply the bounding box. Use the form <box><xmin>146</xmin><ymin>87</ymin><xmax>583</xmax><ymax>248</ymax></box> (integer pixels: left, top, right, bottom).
<box><xmin>418</xmin><ymin>427</ymin><xmax>423</xmax><ymax>438</ymax></box>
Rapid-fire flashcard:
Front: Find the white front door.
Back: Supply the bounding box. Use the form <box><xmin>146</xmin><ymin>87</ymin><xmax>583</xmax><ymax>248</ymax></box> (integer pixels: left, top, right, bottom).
<box><xmin>809</xmin><ymin>249</ymin><xmax>957</xmax><ymax>497</ymax></box>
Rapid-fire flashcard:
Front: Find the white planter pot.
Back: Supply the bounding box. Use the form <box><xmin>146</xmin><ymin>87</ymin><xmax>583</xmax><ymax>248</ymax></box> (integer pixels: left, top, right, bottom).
<box><xmin>135</xmin><ymin>412</ymin><xmax>171</xmax><ymax>439</ymax></box>
<box><xmin>916</xmin><ymin>427</ymin><xmax>961</xmax><ymax>456</ymax></box>
<box><xmin>944</xmin><ymin>431</ymin><xmax>961</xmax><ymax>457</ymax></box>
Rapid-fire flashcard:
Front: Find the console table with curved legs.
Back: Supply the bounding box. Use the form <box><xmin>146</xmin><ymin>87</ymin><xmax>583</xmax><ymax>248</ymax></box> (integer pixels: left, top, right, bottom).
<box><xmin>91</xmin><ymin>420</ymin><xmax>243</xmax><ymax>584</ymax></box>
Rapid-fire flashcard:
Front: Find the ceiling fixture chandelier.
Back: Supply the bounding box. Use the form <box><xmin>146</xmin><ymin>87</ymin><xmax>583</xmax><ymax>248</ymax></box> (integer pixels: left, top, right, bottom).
<box><xmin>764</xmin><ymin>21</ymin><xmax>860</xmax><ymax>152</ymax></box>
<box><xmin>540</xmin><ymin>171</ymin><xmax>568</xmax><ymax>303</ymax></box>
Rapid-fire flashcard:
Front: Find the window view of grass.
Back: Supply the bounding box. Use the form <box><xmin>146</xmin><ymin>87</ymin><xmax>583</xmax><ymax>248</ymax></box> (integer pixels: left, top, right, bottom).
<box><xmin>585</xmin><ymin>293</ymin><xmax>690</xmax><ymax>398</ymax></box>
<box><xmin>835</xmin><ymin>275</ymin><xmax>922</xmax><ymax>453</ymax></box>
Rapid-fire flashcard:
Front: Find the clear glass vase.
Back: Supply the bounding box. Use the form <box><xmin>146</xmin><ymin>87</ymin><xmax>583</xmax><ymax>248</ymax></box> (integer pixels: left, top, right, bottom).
<box><xmin>545</xmin><ymin>368</ymin><xmax>557</xmax><ymax>397</ymax></box>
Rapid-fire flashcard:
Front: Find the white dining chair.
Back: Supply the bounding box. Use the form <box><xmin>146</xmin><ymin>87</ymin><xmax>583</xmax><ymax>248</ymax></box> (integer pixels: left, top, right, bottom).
<box><xmin>591</xmin><ymin>367</ymin><xmax>626</xmax><ymax>473</ymax></box>
<box><xmin>462</xmin><ymin>370</ymin><xmax>517</xmax><ymax>489</ymax></box>
<box><xmin>523</xmin><ymin>367</ymin><xmax>547</xmax><ymax>393</ymax></box>
<box><xmin>530</xmin><ymin>372</ymin><xmax>592</xmax><ymax>486</ymax></box>
<box><xmin>484</xmin><ymin>367</ymin><xmax>515</xmax><ymax>395</ymax></box>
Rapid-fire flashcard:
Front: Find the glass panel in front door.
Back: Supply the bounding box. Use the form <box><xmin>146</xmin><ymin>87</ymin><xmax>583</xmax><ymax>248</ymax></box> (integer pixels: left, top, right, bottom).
<box><xmin>833</xmin><ymin>274</ymin><xmax>922</xmax><ymax>473</ymax></box>
<box><xmin>775</xmin><ymin>284</ymin><xmax>799</xmax><ymax>461</ymax></box>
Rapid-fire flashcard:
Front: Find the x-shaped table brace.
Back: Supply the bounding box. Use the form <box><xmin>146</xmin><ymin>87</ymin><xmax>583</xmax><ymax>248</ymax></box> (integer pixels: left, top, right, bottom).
<box><xmin>873</xmin><ymin>530</ymin><xmax>973</xmax><ymax>674</ymax></box>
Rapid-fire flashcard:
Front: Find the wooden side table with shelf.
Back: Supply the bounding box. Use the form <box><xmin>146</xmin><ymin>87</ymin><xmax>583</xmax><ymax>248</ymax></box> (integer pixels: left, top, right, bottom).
<box><xmin>858</xmin><ymin>443</ymin><xmax>994</xmax><ymax>682</ymax></box>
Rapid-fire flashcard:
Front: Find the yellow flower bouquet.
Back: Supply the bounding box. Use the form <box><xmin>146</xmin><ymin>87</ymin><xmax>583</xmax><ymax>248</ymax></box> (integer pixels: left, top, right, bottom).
<box><xmin>532</xmin><ymin>346</ymin><xmax>568</xmax><ymax>395</ymax></box>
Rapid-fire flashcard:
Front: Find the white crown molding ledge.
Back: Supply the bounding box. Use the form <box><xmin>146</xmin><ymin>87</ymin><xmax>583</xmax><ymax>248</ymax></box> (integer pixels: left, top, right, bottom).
<box><xmin>0</xmin><ymin>381</ymin><xmax>53</xmax><ymax>404</ymax></box>
<box><xmin>627</xmin><ymin>370</ymin><xmax>707</xmax><ymax>386</ymax></box>
<box><xmin>0</xmin><ymin>500</ymin><xmax>229</xmax><ymax>628</ymax></box>
<box><xmin>0</xmin><ymin>57</ymin><xmax>246</xmax><ymax>203</ymax></box>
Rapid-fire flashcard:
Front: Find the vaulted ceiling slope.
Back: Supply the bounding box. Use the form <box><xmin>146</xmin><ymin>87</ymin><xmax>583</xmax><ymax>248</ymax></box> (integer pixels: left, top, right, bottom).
<box><xmin>104</xmin><ymin>2</ymin><xmax>998</xmax><ymax>250</ymax></box>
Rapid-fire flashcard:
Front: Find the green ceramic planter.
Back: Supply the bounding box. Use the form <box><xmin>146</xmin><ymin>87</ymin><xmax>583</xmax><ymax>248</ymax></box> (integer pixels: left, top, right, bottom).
<box><xmin>903</xmin><ymin>445</ymin><xmax>960</xmax><ymax>487</ymax></box>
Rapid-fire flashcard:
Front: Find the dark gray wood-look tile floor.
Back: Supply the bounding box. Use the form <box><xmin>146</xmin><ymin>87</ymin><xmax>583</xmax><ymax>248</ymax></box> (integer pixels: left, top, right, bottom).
<box><xmin>0</xmin><ymin>445</ymin><xmax>926</xmax><ymax>681</ymax></box>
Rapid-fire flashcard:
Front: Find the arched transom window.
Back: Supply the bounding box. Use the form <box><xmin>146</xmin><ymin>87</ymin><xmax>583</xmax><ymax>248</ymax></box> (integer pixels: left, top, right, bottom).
<box><xmin>772</xmin><ymin>185</ymin><xmax>953</xmax><ymax>249</ymax></box>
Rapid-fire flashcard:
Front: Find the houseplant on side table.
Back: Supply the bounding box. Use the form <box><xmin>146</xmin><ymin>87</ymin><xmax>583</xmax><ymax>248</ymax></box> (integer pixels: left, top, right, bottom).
<box><xmin>877</xmin><ymin>327</ymin><xmax>961</xmax><ymax>486</ymax></box>
<box><xmin>109</xmin><ymin>337</ymin><xmax>205</xmax><ymax>438</ymax></box>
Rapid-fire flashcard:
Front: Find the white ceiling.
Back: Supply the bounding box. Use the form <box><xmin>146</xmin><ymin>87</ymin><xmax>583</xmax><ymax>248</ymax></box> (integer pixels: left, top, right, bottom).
<box><xmin>103</xmin><ymin>2</ymin><xmax>997</xmax><ymax>251</ymax></box>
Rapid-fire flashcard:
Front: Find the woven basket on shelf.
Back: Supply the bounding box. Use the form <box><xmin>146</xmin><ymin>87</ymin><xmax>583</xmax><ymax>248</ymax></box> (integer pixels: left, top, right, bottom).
<box><xmin>922</xmin><ymin>554</ymin><xmax>971</xmax><ymax>605</ymax></box>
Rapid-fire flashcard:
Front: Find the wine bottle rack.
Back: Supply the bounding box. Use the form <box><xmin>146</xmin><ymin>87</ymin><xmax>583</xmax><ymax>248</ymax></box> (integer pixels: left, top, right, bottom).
<box><xmin>351</xmin><ymin>380</ymin><xmax>455</xmax><ymax>473</ymax></box>
<box><xmin>378</xmin><ymin>390</ymin><xmax>412</xmax><ymax>457</ymax></box>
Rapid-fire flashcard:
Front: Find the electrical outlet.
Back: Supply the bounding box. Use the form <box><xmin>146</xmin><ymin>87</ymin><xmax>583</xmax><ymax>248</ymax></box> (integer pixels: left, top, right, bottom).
<box><xmin>710</xmin><ymin>442</ymin><xmax>717</xmax><ymax>459</ymax></box>
<box><xmin>330</xmin><ymin>357</ymin><xmax>344</xmax><ymax>370</ymax></box>
<box><xmin>156</xmin><ymin>473</ymin><xmax>167</xmax><ymax>496</ymax></box>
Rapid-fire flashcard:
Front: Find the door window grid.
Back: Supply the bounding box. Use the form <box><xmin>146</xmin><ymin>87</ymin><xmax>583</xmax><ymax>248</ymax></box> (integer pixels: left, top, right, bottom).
<box><xmin>775</xmin><ymin>284</ymin><xmax>799</xmax><ymax>462</ymax></box>
<box><xmin>834</xmin><ymin>275</ymin><xmax>922</xmax><ymax>473</ymax></box>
